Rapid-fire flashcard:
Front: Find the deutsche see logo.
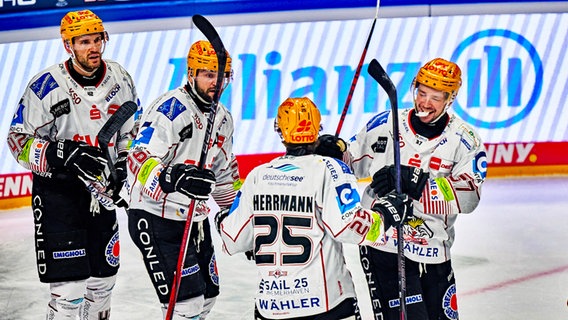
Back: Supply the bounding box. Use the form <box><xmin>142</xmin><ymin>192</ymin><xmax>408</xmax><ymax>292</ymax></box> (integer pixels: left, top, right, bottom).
<box><xmin>451</xmin><ymin>29</ymin><xmax>543</xmax><ymax>129</ymax></box>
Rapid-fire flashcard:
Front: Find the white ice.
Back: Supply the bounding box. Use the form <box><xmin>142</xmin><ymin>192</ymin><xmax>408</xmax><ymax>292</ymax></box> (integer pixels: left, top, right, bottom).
<box><xmin>1</xmin><ymin>176</ymin><xmax>567</xmax><ymax>319</ymax></box>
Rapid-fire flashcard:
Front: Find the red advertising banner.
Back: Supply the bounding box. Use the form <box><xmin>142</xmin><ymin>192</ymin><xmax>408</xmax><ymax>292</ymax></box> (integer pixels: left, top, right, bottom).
<box><xmin>1</xmin><ymin>141</ymin><xmax>566</xmax><ymax>209</ymax></box>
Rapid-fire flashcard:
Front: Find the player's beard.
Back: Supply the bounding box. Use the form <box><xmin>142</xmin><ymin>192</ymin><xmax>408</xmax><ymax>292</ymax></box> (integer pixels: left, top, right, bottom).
<box><xmin>195</xmin><ymin>85</ymin><xmax>214</xmax><ymax>103</ymax></box>
<box><xmin>76</xmin><ymin>53</ymin><xmax>101</xmax><ymax>74</ymax></box>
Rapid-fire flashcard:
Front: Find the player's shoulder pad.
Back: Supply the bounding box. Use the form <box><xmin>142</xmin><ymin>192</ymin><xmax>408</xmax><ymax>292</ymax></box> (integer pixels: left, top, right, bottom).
<box><xmin>106</xmin><ymin>59</ymin><xmax>135</xmax><ymax>78</ymax></box>
<box><xmin>320</xmin><ymin>156</ymin><xmax>354</xmax><ymax>177</ymax></box>
<box><xmin>449</xmin><ymin>114</ymin><xmax>483</xmax><ymax>150</ymax></box>
<box><xmin>29</xmin><ymin>68</ymin><xmax>60</xmax><ymax>101</ymax></box>
<box><xmin>156</xmin><ymin>95</ymin><xmax>187</xmax><ymax>121</ymax></box>
<box><xmin>365</xmin><ymin>110</ymin><xmax>391</xmax><ymax>132</ymax></box>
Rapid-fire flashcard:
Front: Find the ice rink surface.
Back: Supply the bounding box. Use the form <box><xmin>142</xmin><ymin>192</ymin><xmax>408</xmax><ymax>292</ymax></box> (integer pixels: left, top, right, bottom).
<box><xmin>1</xmin><ymin>176</ymin><xmax>567</xmax><ymax>319</ymax></box>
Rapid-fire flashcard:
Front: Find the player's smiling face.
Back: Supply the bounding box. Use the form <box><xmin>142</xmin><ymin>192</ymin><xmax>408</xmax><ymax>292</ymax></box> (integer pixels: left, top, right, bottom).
<box><xmin>414</xmin><ymin>84</ymin><xmax>448</xmax><ymax>123</ymax></box>
<box><xmin>70</xmin><ymin>33</ymin><xmax>103</xmax><ymax>74</ymax></box>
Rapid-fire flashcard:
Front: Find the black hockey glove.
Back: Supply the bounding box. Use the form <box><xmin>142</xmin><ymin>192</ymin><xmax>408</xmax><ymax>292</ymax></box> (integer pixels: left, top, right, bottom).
<box><xmin>214</xmin><ymin>207</ymin><xmax>230</xmax><ymax>234</ymax></box>
<box><xmin>159</xmin><ymin>164</ymin><xmax>216</xmax><ymax>200</ymax></box>
<box><xmin>108</xmin><ymin>152</ymin><xmax>128</xmax><ymax>208</ymax></box>
<box><xmin>314</xmin><ymin>134</ymin><xmax>347</xmax><ymax>160</ymax></box>
<box><xmin>372</xmin><ymin>191</ymin><xmax>413</xmax><ymax>230</ymax></box>
<box><xmin>46</xmin><ymin>139</ymin><xmax>107</xmax><ymax>182</ymax></box>
<box><xmin>370</xmin><ymin>164</ymin><xmax>429</xmax><ymax>200</ymax></box>
<box><xmin>244</xmin><ymin>250</ymin><xmax>255</xmax><ymax>261</ymax></box>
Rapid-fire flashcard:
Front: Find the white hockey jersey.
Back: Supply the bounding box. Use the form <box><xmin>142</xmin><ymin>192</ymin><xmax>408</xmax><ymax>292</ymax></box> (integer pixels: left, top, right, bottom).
<box><xmin>7</xmin><ymin>60</ymin><xmax>139</xmax><ymax>204</ymax></box>
<box><xmin>127</xmin><ymin>86</ymin><xmax>240</xmax><ymax>220</ymax></box>
<box><xmin>219</xmin><ymin>154</ymin><xmax>387</xmax><ymax>319</ymax></box>
<box><xmin>348</xmin><ymin>109</ymin><xmax>487</xmax><ymax>264</ymax></box>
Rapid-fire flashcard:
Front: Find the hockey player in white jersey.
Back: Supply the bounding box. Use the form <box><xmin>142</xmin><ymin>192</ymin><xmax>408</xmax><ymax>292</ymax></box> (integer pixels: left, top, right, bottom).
<box><xmin>126</xmin><ymin>40</ymin><xmax>241</xmax><ymax>319</ymax></box>
<box><xmin>6</xmin><ymin>9</ymin><xmax>139</xmax><ymax>320</ymax></box>
<box><xmin>321</xmin><ymin>58</ymin><xmax>488</xmax><ymax>319</ymax></box>
<box><xmin>215</xmin><ymin>97</ymin><xmax>414</xmax><ymax>320</ymax></box>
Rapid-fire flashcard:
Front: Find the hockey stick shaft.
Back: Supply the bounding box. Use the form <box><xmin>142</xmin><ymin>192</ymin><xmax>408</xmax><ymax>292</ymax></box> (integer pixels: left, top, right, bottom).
<box><xmin>367</xmin><ymin>59</ymin><xmax>407</xmax><ymax>320</ymax></box>
<box><xmin>165</xmin><ymin>14</ymin><xmax>227</xmax><ymax>320</ymax></box>
<box><xmin>97</xmin><ymin>100</ymin><xmax>138</xmax><ymax>183</ymax></box>
<box><xmin>335</xmin><ymin>0</ymin><xmax>380</xmax><ymax>136</ymax></box>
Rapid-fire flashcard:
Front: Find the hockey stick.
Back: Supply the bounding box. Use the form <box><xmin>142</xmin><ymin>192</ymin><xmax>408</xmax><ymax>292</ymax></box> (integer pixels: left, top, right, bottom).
<box><xmin>97</xmin><ymin>100</ymin><xmax>138</xmax><ymax>184</ymax></box>
<box><xmin>367</xmin><ymin>58</ymin><xmax>407</xmax><ymax>320</ymax></box>
<box><xmin>335</xmin><ymin>0</ymin><xmax>381</xmax><ymax>136</ymax></box>
<box><xmin>165</xmin><ymin>14</ymin><xmax>228</xmax><ymax>320</ymax></box>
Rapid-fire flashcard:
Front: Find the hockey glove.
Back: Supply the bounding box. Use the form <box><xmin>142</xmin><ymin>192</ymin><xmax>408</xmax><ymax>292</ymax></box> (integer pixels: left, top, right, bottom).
<box><xmin>370</xmin><ymin>164</ymin><xmax>429</xmax><ymax>200</ymax></box>
<box><xmin>108</xmin><ymin>152</ymin><xmax>128</xmax><ymax>207</ymax></box>
<box><xmin>46</xmin><ymin>139</ymin><xmax>107</xmax><ymax>182</ymax></box>
<box><xmin>214</xmin><ymin>207</ymin><xmax>230</xmax><ymax>234</ymax></box>
<box><xmin>314</xmin><ymin>134</ymin><xmax>347</xmax><ymax>160</ymax></box>
<box><xmin>159</xmin><ymin>164</ymin><xmax>216</xmax><ymax>200</ymax></box>
<box><xmin>372</xmin><ymin>191</ymin><xmax>413</xmax><ymax>231</ymax></box>
<box><xmin>244</xmin><ymin>250</ymin><xmax>255</xmax><ymax>261</ymax></box>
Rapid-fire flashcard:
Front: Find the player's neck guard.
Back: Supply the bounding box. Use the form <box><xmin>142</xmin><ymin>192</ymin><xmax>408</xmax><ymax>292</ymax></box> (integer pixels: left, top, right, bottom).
<box><xmin>285</xmin><ymin>144</ymin><xmax>315</xmax><ymax>156</ymax></box>
<box><xmin>184</xmin><ymin>82</ymin><xmax>212</xmax><ymax>113</ymax></box>
<box><xmin>410</xmin><ymin>110</ymin><xmax>449</xmax><ymax>139</ymax></box>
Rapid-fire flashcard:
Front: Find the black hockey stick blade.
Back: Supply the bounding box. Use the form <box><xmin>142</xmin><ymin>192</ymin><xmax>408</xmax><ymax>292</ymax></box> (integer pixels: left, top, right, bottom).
<box><xmin>368</xmin><ymin>59</ymin><xmax>401</xmax><ymax>191</ymax></box>
<box><xmin>97</xmin><ymin>100</ymin><xmax>137</xmax><ymax>186</ymax></box>
<box><xmin>191</xmin><ymin>14</ymin><xmax>227</xmax><ymax>167</ymax></box>
<box><xmin>368</xmin><ymin>59</ymin><xmax>398</xmax><ymax>112</ymax></box>
<box><xmin>97</xmin><ymin>101</ymin><xmax>138</xmax><ymax>148</ymax></box>
<box><xmin>192</xmin><ymin>15</ymin><xmax>224</xmax><ymax>55</ymax></box>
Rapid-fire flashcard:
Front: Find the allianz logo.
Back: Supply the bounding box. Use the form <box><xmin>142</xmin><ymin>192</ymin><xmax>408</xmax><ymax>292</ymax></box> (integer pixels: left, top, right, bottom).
<box><xmin>165</xmin><ymin>29</ymin><xmax>541</xmax><ymax>129</ymax></box>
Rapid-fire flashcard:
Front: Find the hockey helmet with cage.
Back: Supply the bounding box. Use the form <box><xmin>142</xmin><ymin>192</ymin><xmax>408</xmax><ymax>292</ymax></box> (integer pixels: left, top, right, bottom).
<box><xmin>275</xmin><ymin>97</ymin><xmax>321</xmax><ymax>145</ymax></box>
<box><xmin>60</xmin><ymin>10</ymin><xmax>108</xmax><ymax>45</ymax></box>
<box><xmin>412</xmin><ymin>58</ymin><xmax>462</xmax><ymax>107</ymax></box>
<box><xmin>187</xmin><ymin>40</ymin><xmax>233</xmax><ymax>82</ymax></box>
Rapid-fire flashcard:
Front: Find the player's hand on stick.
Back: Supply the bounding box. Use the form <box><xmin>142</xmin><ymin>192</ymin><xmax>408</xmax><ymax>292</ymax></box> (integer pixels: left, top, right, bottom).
<box><xmin>108</xmin><ymin>152</ymin><xmax>128</xmax><ymax>207</ymax></box>
<box><xmin>314</xmin><ymin>134</ymin><xmax>347</xmax><ymax>160</ymax></box>
<box><xmin>372</xmin><ymin>191</ymin><xmax>413</xmax><ymax>230</ymax></box>
<box><xmin>371</xmin><ymin>164</ymin><xmax>429</xmax><ymax>200</ymax></box>
<box><xmin>46</xmin><ymin>139</ymin><xmax>107</xmax><ymax>182</ymax></box>
<box><xmin>159</xmin><ymin>164</ymin><xmax>215</xmax><ymax>200</ymax></box>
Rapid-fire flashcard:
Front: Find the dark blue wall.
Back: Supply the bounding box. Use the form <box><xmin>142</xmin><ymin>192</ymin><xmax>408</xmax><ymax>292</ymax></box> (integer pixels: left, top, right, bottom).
<box><xmin>0</xmin><ymin>0</ymin><xmax>565</xmax><ymax>31</ymax></box>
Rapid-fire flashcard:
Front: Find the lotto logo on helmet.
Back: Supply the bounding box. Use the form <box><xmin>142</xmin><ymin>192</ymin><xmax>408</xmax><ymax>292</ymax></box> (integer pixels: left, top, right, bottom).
<box><xmin>291</xmin><ymin>119</ymin><xmax>316</xmax><ymax>142</ymax></box>
<box><xmin>424</xmin><ymin>60</ymin><xmax>459</xmax><ymax>79</ymax></box>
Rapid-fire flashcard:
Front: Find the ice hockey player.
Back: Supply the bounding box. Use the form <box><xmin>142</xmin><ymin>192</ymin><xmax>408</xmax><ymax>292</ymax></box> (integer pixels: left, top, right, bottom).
<box><xmin>125</xmin><ymin>40</ymin><xmax>240</xmax><ymax>319</ymax></box>
<box><xmin>321</xmin><ymin>58</ymin><xmax>487</xmax><ymax>319</ymax></box>
<box><xmin>6</xmin><ymin>9</ymin><xmax>139</xmax><ymax>319</ymax></box>
<box><xmin>215</xmin><ymin>96</ymin><xmax>414</xmax><ymax>320</ymax></box>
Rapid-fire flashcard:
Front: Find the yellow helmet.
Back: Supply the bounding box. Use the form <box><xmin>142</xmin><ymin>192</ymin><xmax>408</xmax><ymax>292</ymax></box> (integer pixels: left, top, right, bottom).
<box><xmin>187</xmin><ymin>40</ymin><xmax>232</xmax><ymax>81</ymax></box>
<box><xmin>275</xmin><ymin>97</ymin><xmax>321</xmax><ymax>145</ymax></box>
<box><xmin>60</xmin><ymin>10</ymin><xmax>107</xmax><ymax>44</ymax></box>
<box><xmin>413</xmin><ymin>58</ymin><xmax>462</xmax><ymax>106</ymax></box>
